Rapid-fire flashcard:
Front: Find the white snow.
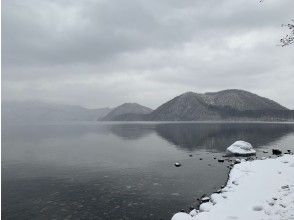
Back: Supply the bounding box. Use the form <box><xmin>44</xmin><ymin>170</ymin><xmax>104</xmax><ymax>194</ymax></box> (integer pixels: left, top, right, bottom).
<box><xmin>171</xmin><ymin>155</ymin><xmax>294</xmax><ymax>220</ymax></box>
<box><xmin>171</xmin><ymin>213</ymin><xmax>193</xmax><ymax>220</ymax></box>
<box><xmin>226</xmin><ymin>140</ymin><xmax>256</xmax><ymax>155</ymax></box>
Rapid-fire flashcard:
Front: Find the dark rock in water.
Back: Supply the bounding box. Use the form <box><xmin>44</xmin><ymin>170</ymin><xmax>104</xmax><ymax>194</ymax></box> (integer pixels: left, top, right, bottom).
<box><xmin>263</xmin><ymin>150</ymin><xmax>268</xmax><ymax>153</ymax></box>
<box><xmin>218</xmin><ymin>159</ymin><xmax>225</xmax><ymax>162</ymax></box>
<box><xmin>213</xmin><ymin>157</ymin><xmax>216</xmax><ymax>159</ymax></box>
<box><xmin>287</xmin><ymin>150</ymin><xmax>291</xmax><ymax>153</ymax></box>
<box><xmin>199</xmin><ymin>158</ymin><xmax>203</xmax><ymax>160</ymax></box>
<box><xmin>189</xmin><ymin>154</ymin><xmax>193</xmax><ymax>157</ymax></box>
<box><xmin>180</xmin><ymin>209</ymin><xmax>185</xmax><ymax>212</ymax></box>
<box><xmin>272</xmin><ymin>149</ymin><xmax>282</xmax><ymax>155</ymax></box>
<box><xmin>174</xmin><ymin>162</ymin><xmax>181</xmax><ymax>167</ymax></box>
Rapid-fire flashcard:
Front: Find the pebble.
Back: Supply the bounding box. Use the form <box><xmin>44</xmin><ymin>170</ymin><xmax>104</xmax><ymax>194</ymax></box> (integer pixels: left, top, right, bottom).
<box><xmin>174</xmin><ymin>162</ymin><xmax>181</xmax><ymax>167</ymax></box>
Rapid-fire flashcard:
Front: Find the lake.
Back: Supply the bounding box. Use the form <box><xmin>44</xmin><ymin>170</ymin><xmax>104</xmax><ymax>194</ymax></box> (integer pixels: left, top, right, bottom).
<box><xmin>2</xmin><ymin>122</ymin><xmax>294</xmax><ymax>219</ymax></box>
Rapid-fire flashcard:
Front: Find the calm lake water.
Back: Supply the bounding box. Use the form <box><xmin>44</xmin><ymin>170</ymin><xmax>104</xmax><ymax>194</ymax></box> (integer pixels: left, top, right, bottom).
<box><xmin>2</xmin><ymin>122</ymin><xmax>294</xmax><ymax>220</ymax></box>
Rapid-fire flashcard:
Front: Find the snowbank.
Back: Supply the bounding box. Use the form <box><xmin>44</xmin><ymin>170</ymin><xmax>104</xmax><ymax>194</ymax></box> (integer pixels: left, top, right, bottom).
<box><xmin>226</xmin><ymin>140</ymin><xmax>256</xmax><ymax>155</ymax></box>
<box><xmin>171</xmin><ymin>155</ymin><xmax>294</xmax><ymax>220</ymax></box>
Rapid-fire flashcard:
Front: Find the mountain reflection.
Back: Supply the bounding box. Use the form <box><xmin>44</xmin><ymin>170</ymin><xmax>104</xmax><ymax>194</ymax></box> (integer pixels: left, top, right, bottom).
<box><xmin>107</xmin><ymin>123</ymin><xmax>155</xmax><ymax>140</ymax></box>
<box><xmin>154</xmin><ymin>123</ymin><xmax>294</xmax><ymax>152</ymax></box>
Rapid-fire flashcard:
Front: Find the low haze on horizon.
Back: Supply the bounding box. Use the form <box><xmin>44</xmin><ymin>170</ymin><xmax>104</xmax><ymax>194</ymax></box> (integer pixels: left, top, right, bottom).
<box><xmin>2</xmin><ymin>0</ymin><xmax>294</xmax><ymax>109</ymax></box>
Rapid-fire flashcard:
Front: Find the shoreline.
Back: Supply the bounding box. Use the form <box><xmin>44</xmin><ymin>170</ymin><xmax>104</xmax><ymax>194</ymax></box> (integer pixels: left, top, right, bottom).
<box><xmin>172</xmin><ymin>153</ymin><xmax>294</xmax><ymax>220</ymax></box>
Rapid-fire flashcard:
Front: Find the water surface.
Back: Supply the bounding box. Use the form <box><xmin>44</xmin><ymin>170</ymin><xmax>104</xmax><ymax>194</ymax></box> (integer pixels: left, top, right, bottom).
<box><xmin>2</xmin><ymin>122</ymin><xmax>294</xmax><ymax>219</ymax></box>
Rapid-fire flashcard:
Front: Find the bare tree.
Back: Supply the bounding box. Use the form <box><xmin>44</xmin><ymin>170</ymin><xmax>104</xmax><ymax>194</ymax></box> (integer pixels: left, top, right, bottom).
<box><xmin>260</xmin><ymin>0</ymin><xmax>293</xmax><ymax>46</ymax></box>
<box><xmin>279</xmin><ymin>20</ymin><xmax>294</xmax><ymax>47</ymax></box>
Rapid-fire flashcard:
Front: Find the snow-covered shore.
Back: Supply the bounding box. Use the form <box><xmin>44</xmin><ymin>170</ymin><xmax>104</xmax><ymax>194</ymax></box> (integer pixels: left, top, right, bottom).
<box><xmin>172</xmin><ymin>154</ymin><xmax>294</xmax><ymax>220</ymax></box>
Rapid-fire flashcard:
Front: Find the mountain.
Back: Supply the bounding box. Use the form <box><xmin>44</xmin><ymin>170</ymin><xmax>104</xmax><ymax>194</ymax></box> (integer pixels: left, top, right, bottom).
<box><xmin>2</xmin><ymin>100</ymin><xmax>112</xmax><ymax>123</ymax></box>
<box><xmin>202</xmin><ymin>89</ymin><xmax>287</xmax><ymax>111</ymax></box>
<box><xmin>3</xmin><ymin>89</ymin><xmax>292</xmax><ymax>123</ymax></box>
<box><xmin>148</xmin><ymin>89</ymin><xmax>292</xmax><ymax>121</ymax></box>
<box><xmin>100</xmin><ymin>103</ymin><xmax>152</xmax><ymax>121</ymax></box>
<box><xmin>148</xmin><ymin>89</ymin><xmax>288</xmax><ymax>121</ymax></box>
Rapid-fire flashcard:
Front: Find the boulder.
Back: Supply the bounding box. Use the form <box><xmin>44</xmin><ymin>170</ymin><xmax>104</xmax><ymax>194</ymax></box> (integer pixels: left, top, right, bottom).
<box><xmin>272</xmin><ymin>149</ymin><xmax>282</xmax><ymax>155</ymax></box>
<box><xmin>226</xmin><ymin>140</ymin><xmax>256</xmax><ymax>156</ymax></box>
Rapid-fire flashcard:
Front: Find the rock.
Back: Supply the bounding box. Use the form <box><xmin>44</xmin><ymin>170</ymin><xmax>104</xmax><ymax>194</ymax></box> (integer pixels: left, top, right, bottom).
<box><xmin>218</xmin><ymin>159</ymin><xmax>225</xmax><ymax>162</ymax></box>
<box><xmin>263</xmin><ymin>150</ymin><xmax>268</xmax><ymax>153</ymax></box>
<box><xmin>272</xmin><ymin>149</ymin><xmax>282</xmax><ymax>155</ymax></box>
<box><xmin>281</xmin><ymin>185</ymin><xmax>289</xmax><ymax>189</ymax></box>
<box><xmin>215</xmin><ymin>189</ymin><xmax>222</xmax><ymax>194</ymax></box>
<box><xmin>226</xmin><ymin>141</ymin><xmax>256</xmax><ymax>156</ymax></box>
<box><xmin>189</xmin><ymin>154</ymin><xmax>193</xmax><ymax>157</ymax></box>
<box><xmin>199</xmin><ymin>158</ymin><xmax>203</xmax><ymax>160</ymax></box>
<box><xmin>189</xmin><ymin>209</ymin><xmax>198</xmax><ymax>217</ymax></box>
<box><xmin>174</xmin><ymin>162</ymin><xmax>181</xmax><ymax>167</ymax></box>
<box><xmin>201</xmin><ymin>197</ymin><xmax>210</xmax><ymax>203</ymax></box>
<box><xmin>234</xmin><ymin>159</ymin><xmax>241</xmax><ymax>164</ymax></box>
<box><xmin>189</xmin><ymin>206</ymin><xmax>194</xmax><ymax>211</ymax></box>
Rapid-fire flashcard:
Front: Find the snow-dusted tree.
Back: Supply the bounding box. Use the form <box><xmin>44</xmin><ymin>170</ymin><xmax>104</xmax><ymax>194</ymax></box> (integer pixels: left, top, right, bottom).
<box><xmin>280</xmin><ymin>20</ymin><xmax>294</xmax><ymax>47</ymax></box>
<box><xmin>260</xmin><ymin>0</ymin><xmax>293</xmax><ymax>46</ymax></box>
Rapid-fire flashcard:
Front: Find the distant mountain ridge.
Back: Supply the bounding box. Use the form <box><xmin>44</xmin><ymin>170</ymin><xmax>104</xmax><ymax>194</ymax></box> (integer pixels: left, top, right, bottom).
<box><xmin>2</xmin><ymin>100</ymin><xmax>112</xmax><ymax>123</ymax></box>
<box><xmin>100</xmin><ymin>103</ymin><xmax>152</xmax><ymax>121</ymax></box>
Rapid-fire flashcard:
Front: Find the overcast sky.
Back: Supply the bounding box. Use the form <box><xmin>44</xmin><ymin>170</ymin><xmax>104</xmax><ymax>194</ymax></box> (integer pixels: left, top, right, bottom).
<box><xmin>2</xmin><ymin>0</ymin><xmax>294</xmax><ymax>109</ymax></box>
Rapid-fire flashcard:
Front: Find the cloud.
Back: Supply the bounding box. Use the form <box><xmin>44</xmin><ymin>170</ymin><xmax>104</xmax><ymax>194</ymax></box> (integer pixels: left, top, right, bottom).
<box><xmin>2</xmin><ymin>0</ymin><xmax>294</xmax><ymax>109</ymax></box>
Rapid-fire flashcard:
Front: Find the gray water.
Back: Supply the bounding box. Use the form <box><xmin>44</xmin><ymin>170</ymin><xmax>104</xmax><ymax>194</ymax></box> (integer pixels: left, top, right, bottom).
<box><xmin>2</xmin><ymin>122</ymin><xmax>294</xmax><ymax>219</ymax></box>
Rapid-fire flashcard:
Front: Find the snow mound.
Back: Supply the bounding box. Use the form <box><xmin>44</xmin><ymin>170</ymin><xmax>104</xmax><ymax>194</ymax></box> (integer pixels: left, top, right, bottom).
<box><xmin>226</xmin><ymin>140</ymin><xmax>256</xmax><ymax>155</ymax></box>
<box><xmin>199</xmin><ymin>202</ymin><xmax>213</xmax><ymax>212</ymax></box>
<box><xmin>171</xmin><ymin>212</ymin><xmax>192</xmax><ymax>220</ymax></box>
<box><xmin>171</xmin><ymin>155</ymin><xmax>294</xmax><ymax>220</ymax></box>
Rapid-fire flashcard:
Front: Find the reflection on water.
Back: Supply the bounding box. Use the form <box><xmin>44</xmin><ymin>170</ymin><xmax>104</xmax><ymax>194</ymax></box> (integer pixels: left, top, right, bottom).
<box><xmin>155</xmin><ymin>123</ymin><xmax>294</xmax><ymax>151</ymax></box>
<box><xmin>2</xmin><ymin>122</ymin><xmax>294</xmax><ymax>220</ymax></box>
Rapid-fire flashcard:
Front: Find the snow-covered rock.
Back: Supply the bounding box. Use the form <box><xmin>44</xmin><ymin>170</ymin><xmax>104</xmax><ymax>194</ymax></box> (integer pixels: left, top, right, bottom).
<box><xmin>171</xmin><ymin>212</ymin><xmax>192</xmax><ymax>220</ymax></box>
<box><xmin>201</xmin><ymin>197</ymin><xmax>210</xmax><ymax>203</ymax></box>
<box><xmin>199</xmin><ymin>202</ymin><xmax>213</xmax><ymax>212</ymax></box>
<box><xmin>170</xmin><ymin>155</ymin><xmax>294</xmax><ymax>220</ymax></box>
<box><xmin>226</xmin><ymin>140</ymin><xmax>256</xmax><ymax>155</ymax></box>
<box><xmin>189</xmin><ymin>209</ymin><xmax>198</xmax><ymax>217</ymax></box>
